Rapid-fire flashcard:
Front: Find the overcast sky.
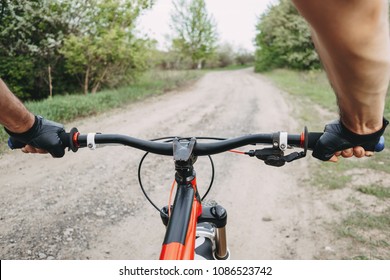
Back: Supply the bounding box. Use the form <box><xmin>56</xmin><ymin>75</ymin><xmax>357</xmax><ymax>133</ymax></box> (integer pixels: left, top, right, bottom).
<box><xmin>137</xmin><ymin>0</ymin><xmax>277</xmax><ymax>51</ymax></box>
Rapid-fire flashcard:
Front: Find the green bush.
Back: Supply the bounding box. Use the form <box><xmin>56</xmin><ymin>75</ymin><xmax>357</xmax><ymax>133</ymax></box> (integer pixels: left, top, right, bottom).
<box><xmin>254</xmin><ymin>0</ymin><xmax>320</xmax><ymax>71</ymax></box>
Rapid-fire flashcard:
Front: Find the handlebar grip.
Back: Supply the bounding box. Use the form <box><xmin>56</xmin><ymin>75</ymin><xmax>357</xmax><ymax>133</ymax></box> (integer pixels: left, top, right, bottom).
<box><xmin>60</xmin><ymin>131</ymin><xmax>71</xmax><ymax>149</ymax></box>
<box><xmin>306</xmin><ymin>132</ymin><xmax>323</xmax><ymax>150</ymax></box>
<box><xmin>7</xmin><ymin>131</ymin><xmax>70</xmax><ymax>150</ymax></box>
<box><xmin>305</xmin><ymin>133</ymin><xmax>385</xmax><ymax>152</ymax></box>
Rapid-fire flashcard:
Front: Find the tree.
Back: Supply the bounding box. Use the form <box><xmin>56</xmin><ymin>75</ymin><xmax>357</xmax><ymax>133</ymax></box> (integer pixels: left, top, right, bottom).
<box><xmin>0</xmin><ymin>0</ymin><xmax>71</xmax><ymax>99</ymax></box>
<box><xmin>170</xmin><ymin>0</ymin><xmax>218</xmax><ymax>69</ymax></box>
<box><xmin>235</xmin><ymin>48</ymin><xmax>254</xmax><ymax>66</ymax></box>
<box><xmin>61</xmin><ymin>0</ymin><xmax>154</xmax><ymax>94</ymax></box>
<box><xmin>254</xmin><ymin>0</ymin><xmax>319</xmax><ymax>72</ymax></box>
<box><xmin>0</xmin><ymin>0</ymin><xmax>155</xmax><ymax>99</ymax></box>
<box><xmin>215</xmin><ymin>43</ymin><xmax>235</xmax><ymax>68</ymax></box>
<box><xmin>61</xmin><ymin>0</ymin><xmax>152</xmax><ymax>94</ymax></box>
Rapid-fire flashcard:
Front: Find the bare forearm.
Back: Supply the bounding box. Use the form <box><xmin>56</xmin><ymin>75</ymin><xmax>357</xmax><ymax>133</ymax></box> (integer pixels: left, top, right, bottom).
<box><xmin>292</xmin><ymin>0</ymin><xmax>390</xmax><ymax>134</ymax></box>
<box><xmin>0</xmin><ymin>79</ymin><xmax>35</xmax><ymax>133</ymax></box>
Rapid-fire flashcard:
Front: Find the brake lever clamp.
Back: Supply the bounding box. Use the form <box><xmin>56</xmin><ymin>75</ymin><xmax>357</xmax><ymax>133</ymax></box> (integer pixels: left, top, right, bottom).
<box><xmin>273</xmin><ymin>132</ymin><xmax>288</xmax><ymax>151</ymax></box>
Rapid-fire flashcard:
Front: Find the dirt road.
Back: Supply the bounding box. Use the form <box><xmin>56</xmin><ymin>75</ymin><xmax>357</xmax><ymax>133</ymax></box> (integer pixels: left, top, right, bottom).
<box><xmin>0</xmin><ymin>68</ymin><xmax>336</xmax><ymax>260</ymax></box>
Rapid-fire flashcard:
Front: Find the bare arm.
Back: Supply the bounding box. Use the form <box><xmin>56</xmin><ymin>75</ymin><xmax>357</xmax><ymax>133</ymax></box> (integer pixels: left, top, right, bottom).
<box><xmin>292</xmin><ymin>0</ymin><xmax>389</xmax><ymax>133</ymax></box>
<box><xmin>291</xmin><ymin>0</ymin><xmax>390</xmax><ymax>160</ymax></box>
<box><xmin>0</xmin><ymin>79</ymin><xmax>35</xmax><ymax>133</ymax></box>
<box><xmin>1</xmin><ymin>79</ymin><xmax>66</xmax><ymax>157</ymax></box>
<box><xmin>0</xmin><ymin>79</ymin><xmax>47</xmax><ymax>154</ymax></box>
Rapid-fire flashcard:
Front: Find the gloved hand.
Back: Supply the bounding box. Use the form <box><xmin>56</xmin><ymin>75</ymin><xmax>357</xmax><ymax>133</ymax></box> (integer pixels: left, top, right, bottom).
<box><xmin>313</xmin><ymin>118</ymin><xmax>389</xmax><ymax>161</ymax></box>
<box><xmin>5</xmin><ymin>115</ymin><xmax>66</xmax><ymax>158</ymax></box>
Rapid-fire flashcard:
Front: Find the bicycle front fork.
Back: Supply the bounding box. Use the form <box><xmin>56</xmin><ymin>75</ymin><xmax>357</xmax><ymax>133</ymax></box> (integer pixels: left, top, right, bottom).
<box><xmin>160</xmin><ymin>204</ymin><xmax>229</xmax><ymax>260</ymax></box>
<box><xmin>199</xmin><ymin>205</ymin><xmax>229</xmax><ymax>259</ymax></box>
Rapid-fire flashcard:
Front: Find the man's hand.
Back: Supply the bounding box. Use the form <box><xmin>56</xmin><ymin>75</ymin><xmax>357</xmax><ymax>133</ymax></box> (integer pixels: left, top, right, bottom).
<box><xmin>313</xmin><ymin>118</ymin><xmax>388</xmax><ymax>162</ymax></box>
<box><xmin>5</xmin><ymin>115</ymin><xmax>66</xmax><ymax>158</ymax></box>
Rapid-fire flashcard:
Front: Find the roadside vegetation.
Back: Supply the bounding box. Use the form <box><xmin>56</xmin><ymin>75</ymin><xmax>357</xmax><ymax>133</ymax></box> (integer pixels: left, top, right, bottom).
<box><xmin>0</xmin><ymin>70</ymin><xmax>202</xmax><ymax>152</ymax></box>
<box><xmin>0</xmin><ymin>0</ymin><xmax>253</xmax><ymax>151</ymax></box>
<box><xmin>254</xmin><ymin>0</ymin><xmax>320</xmax><ymax>72</ymax></box>
<box><xmin>264</xmin><ymin>69</ymin><xmax>390</xmax><ymax>259</ymax></box>
<box><xmin>0</xmin><ymin>0</ymin><xmax>253</xmax><ymax>102</ymax></box>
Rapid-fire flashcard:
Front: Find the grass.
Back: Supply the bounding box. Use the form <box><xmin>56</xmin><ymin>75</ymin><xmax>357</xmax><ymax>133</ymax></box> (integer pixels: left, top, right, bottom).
<box><xmin>28</xmin><ymin>69</ymin><xmax>202</xmax><ymax>123</ymax></box>
<box><xmin>209</xmin><ymin>64</ymin><xmax>254</xmax><ymax>71</ymax></box>
<box><xmin>263</xmin><ymin>69</ymin><xmax>337</xmax><ymax>110</ymax></box>
<box><xmin>0</xmin><ymin>69</ymin><xmax>203</xmax><ymax>152</ymax></box>
<box><xmin>263</xmin><ymin>68</ymin><xmax>390</xmax><ymax>259</ymax></box>
<box><xmin>357</xmin><ymin>185</ymin><xmax>390</xmax><ymax>199</ymax></box>
<box><xmin>339</xmin><ymin>208</ymin><xmax>390</xmax><ymax>259</ymax></box>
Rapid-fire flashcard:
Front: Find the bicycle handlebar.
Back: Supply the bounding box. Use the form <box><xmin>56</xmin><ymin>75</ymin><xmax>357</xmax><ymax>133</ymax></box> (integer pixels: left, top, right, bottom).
<box><xmin>62</xmin><ymin>128</ymin><xmax>323</xmax><ymax>156</ymax></box>
<box><xmin>8</xmin><ymin>127</ymin><xmax>385</xmax><ymax>158</ymax></box>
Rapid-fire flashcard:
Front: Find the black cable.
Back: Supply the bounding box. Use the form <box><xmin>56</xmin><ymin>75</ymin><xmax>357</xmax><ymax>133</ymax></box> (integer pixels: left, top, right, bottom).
<box><xmin>201</xmin><ymin>155</ymin><xmax>215</xmax><ymax>201</ymax></box>
<box><xmin>137</xmin><ymin>151</ymin><xmax>167</xmax><ymax>216</ymax></box>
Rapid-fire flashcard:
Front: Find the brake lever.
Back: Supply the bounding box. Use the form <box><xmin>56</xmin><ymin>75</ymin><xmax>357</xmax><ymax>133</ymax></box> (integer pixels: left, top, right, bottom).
<box><xmin>246</xmin><ymin>127</ymin><xmax>309</xmax><ymax>167</ymax></box>
<box><xmin>247</xmin><ymin>148</ymin><xmax>305</xmax><ymax>167</ymax></box>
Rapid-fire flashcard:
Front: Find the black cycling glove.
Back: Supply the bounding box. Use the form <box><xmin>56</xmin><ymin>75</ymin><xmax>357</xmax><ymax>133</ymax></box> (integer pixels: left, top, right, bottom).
<box><xmin>312</xmin><ymin>118</ymin><xmax>389</xmax><ymax>161</ymax></box>
<box><xmin>5</xmin><ymin>115</ymin><xmax>66</xmax><ymax>158</ymax></box>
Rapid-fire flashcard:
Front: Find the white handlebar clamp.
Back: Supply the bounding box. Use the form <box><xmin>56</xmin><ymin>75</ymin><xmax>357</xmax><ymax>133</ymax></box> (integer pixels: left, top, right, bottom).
<box><xmin>87</xmin><ymin>133</ymin><xmax>97</xmax><ymax>150</ymax></box>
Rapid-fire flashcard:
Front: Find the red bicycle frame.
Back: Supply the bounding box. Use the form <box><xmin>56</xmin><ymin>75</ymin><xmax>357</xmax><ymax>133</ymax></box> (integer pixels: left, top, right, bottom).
<box><xmin>159</xmin><ymin>177</ymin><xmax>202</xmax><ymax>260</ymax></box>
<box><xmin>157</xmin><ymin>136</ymin><xmax>231</xmax><ymax>260</ymax></box>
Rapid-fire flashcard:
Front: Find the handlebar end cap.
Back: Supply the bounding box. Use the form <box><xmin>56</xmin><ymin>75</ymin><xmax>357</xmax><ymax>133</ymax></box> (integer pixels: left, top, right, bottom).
<box><xmin>374</xmin><ymin>136</ymin><xmax>385</xmax><ymax>152</ymax></box>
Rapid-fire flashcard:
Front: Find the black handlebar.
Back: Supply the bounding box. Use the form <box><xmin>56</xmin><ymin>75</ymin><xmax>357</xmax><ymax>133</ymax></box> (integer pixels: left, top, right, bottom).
<box><xmin>7</xmin><ymin>126</ymin><xmax>323</xmax><ymax>156</ymax></box>
<box><xmin>7</xmin><ymin>127</ymin><xmax>386</xmax><ymax>162</ymax></box>
<box><xmin>61</xmin><ymin>128</ymin><xmax>323</xmax><ymax>156</ymax></box>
